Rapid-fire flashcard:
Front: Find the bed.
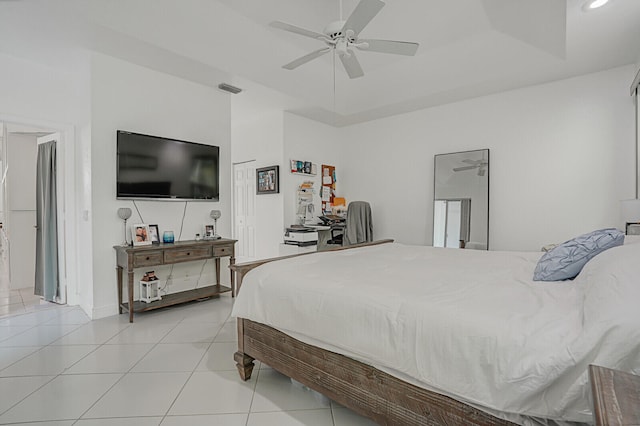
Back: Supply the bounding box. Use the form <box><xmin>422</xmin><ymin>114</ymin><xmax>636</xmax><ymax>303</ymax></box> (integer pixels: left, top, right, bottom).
<box><xmin>230</xmin><ymin>238</ymin><xmax>640</xmax><ymax>425</ymax></box>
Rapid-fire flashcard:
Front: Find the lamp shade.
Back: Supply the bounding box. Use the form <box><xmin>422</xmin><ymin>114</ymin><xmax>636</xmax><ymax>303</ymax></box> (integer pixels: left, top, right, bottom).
<box><xmin>621</xmin><ymin>199</ymin><xmax>640</xmax><ymax>222</ymax></box>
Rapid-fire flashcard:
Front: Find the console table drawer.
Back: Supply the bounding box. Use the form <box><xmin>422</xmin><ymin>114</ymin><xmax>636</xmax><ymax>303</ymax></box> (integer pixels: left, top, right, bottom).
<box><xmin>133</xmin><ymin>251</ymin><xmax>163</xmax><ymax>267</ymax></box>
<box><xmin>214</xmin><ymin>245</ymin><xmax>233</xmax><ymax>257</ymax></box>
<box><xmin>164</xmin><ymin>246</ymin><xmax>212</xmax><ymax>263</ymax></box>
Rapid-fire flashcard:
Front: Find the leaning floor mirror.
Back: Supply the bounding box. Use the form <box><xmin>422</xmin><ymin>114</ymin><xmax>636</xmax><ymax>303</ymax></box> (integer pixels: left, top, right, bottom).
<box><xmin>433</xmin><ymin>149</ymin><xmax>489</xmax><ymax>249</ymax></box>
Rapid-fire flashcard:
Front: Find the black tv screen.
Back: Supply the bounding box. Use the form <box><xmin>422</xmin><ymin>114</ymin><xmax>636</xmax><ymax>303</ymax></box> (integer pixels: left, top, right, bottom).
<box><xmin>117</xmin><ymin>131</ymin><xmax>219</xmax><ymax>201</ymax></box>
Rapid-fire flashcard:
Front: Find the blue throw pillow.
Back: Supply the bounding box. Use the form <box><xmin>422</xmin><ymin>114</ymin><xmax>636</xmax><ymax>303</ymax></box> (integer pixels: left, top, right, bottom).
<box><xmin>533</xmin><ymin>228</ymin><xmax>624</xmax><ymax>281</ymax></box>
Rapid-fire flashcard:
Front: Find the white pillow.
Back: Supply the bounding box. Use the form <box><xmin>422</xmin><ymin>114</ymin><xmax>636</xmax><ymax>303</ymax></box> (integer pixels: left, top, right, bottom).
<box><xmin>624</xmin><ymin>235</ymin><xmax>640</xmax><ymax>245</ymax></box>
<box><xmin>577</xmin><ymin>242</ymin><xmax>640</xmax><ymax>323</ymax></box>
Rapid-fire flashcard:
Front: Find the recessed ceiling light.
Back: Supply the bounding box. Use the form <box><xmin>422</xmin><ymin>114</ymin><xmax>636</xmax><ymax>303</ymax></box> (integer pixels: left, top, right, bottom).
<box><xmin>583</xmin><ymin>0</ymin><xmax>611</xmax><ymax>11</ymax></box>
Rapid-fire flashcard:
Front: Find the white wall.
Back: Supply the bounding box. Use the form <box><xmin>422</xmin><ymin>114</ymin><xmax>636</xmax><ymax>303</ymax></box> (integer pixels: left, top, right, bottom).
<box><xmin>90</xmin><ymin>53</ymin><xmax>231</xmax><ymax>318</ymax></box>
<box><xmin>231</xmin><ymin>108</ymin><xmax>285</xmax><ymax>259</ymax></box>
<box><xmin>283</xmin><ymin>113</ymin><xmax>342</xmax><ymax>228</ymax></box>
<box><xmin>231</xmin><ymin>100</ymin><xmax>343</xmax><ymax>259</ymax></box>
<box><xmin>0</xmin><ymin>51</ymin><xmax>91</xmax><ymax>311</ymax></box>
<box><xmin>341</xmin><ymin>65</ymin><xmax>637</xmax><ymax>251</ymax></box>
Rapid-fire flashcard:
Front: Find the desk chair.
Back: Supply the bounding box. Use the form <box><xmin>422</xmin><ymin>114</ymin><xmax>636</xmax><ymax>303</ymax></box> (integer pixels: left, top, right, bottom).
<box><xmin>326</xmin><ymin>201</ymin><xmax>373</xmax><ymax>247</ymax></box>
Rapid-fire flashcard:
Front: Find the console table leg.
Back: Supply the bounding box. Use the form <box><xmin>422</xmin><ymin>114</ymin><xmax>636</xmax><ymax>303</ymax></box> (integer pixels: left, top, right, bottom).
<box><xmin>128</xmin><ymin>270</ymin><xmax>134</xmax><ymax>323</ymax></box>
<box><xmin>215</xmin><ymin>258</ymin><xmax>221</xmax><ymax>287</ymax></box>
<box><xmin>116</xmin><ymin>266</ymin><xmax>123</xmax><ymax>314</ymax></box>
<box><xmin>230</xmin><ymin>255</ymin><xmax>236</xmax><ymax>297</ymax></box>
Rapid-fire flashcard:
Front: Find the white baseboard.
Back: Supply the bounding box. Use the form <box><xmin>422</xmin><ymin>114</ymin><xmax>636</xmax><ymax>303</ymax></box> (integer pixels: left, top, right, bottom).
<box><xmin>91</xmin><ymin>304</ymin><xmax>119</xmax><ymax>320</ymax></box>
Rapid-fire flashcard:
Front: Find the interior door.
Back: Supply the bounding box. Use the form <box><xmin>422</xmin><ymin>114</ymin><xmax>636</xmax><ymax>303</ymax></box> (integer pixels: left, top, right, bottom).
<box><xmin>233</xmin><ymin>161</ymin><xmax>256</xmax><ymax>262</ymax></box>
<box><xmin>6</xmin><ymin>133</ymin><xmax>37</xmax><ymax>290</ymax></box>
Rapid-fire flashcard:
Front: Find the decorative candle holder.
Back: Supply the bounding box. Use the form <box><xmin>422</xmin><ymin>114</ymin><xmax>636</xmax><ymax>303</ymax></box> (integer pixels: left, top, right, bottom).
<box><xmin>162</xmin><ymin>231</ymin><xmax>175</xmax><ymax>243</ymax></box>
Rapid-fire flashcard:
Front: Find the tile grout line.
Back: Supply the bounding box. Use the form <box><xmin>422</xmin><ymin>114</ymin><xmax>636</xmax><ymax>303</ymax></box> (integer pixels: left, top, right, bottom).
<box><xmin>72</xmin><ymin>318</ymin><xmax>184</xmax><ymax>422</ymax></box>
<box><xmin>159</xmin><ymin>312</ymin><xmax>232</xmax><ymax>423</ymax></box>
<box><xmin>0</xmin><ymin>306</ymin><xmax>86</xmax><ymax>419</ymax></box>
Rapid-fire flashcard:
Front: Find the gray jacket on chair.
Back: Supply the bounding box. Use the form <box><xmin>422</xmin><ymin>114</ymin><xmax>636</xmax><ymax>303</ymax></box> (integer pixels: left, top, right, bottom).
<box><xmin>343</xmin><ymin>201</ymin><xmax>373</xmax><ymax>246</ymax></box>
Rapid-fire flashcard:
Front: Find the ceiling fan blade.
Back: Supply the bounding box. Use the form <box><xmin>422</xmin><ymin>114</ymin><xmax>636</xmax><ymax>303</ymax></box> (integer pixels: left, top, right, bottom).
<box><xmin>340</xmin><ymin>50</ymin><xmax>364</xmax><ymax>79</ymax></box>
<box><xmin>462</xmin><ymin>159</ymin><xmax>477</xmax><ymax>164</ymax></box>
<box><xmin>341</xmin><ymin>0</ymin><xmax>385</xmax><ymax>37</ymax></box>
<box><xmin>357</xmin><ymin>39</ymin><xmax>419</xmax><ymax>56</ymax></box>
<box><xmin>283</xmin><ymin>48</ymin><xmax>331</xmax><ymax>70</ymax></box>
<box><xmin>453</xmin><ymin>165</ymin><xmax>477</xmax><ymax>172</ymax></box>
<box><xmin>270</xmin><ymin>21</ymin><xmax>326</xmax><ymax>40</ymax></box>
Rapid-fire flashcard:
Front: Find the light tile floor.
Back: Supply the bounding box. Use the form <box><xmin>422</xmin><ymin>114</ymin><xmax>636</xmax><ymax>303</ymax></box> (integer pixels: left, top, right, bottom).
<box><xmin>0</xmin><ymin>294</ymin><xmax>377</xmax><ymax>425</ymax></box>
<box><xmin>0</xmin><ymin>230</ymin><xmax>55</xmax><ymax>318</ymax></box>
<box><xmin>0</xmin><ymin>287</ymin><xmax>56</xmax><ymax>318</ymax></box>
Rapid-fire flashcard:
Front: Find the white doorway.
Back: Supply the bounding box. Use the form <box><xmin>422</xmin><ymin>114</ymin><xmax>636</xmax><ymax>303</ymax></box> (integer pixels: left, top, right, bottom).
<box><xmin>0</xmin><ymin>120</ymin><xmax>71</xmax><ymax>311</ymax></box>
<box><xmin>433</xmin><ymin>199</ymin><xmax>471</xmax><ymax>248</ymax></box>
<box><xmin>233</xmin><ymin>161</ymin><xmax>257</xmax><ymax>263</ymax></box>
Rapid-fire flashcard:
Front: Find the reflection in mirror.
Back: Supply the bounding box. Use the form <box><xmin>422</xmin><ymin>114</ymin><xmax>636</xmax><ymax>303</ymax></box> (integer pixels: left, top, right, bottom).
<box><xmin>433</xmin><ymin>149</ymin><xmax>489</xmax><ymax>249</ymax></box>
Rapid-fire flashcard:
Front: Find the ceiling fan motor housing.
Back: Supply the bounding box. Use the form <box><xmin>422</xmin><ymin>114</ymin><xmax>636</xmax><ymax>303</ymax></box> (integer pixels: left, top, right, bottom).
<box><xmin>271</xmin><ymin>0</ymin><xmax>419</xmax><ymax>79</ymax></box>
<box><xmin>323</xmin><ymin>21</ymin><xmax>346</xmax><ymax>39</ymax></box>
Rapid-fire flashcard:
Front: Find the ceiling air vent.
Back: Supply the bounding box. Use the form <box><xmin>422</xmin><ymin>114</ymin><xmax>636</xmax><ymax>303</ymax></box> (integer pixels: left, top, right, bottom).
<box><xmin>217</xmin><ymin>83</ymin><xmax>242</xmax><ymax>94</ymax></box>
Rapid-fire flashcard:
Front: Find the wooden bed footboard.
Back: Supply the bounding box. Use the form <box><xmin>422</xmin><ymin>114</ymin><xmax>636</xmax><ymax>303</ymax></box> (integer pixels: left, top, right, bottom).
<box><xmin>234</xmin><ymin>319</ymin><xmax>515</xmax><ymax>426</ymax></box>
<box><xmin>230</xmin><ymin>239</ymin><xmax>516</xmax><ymax>426</ymax></box>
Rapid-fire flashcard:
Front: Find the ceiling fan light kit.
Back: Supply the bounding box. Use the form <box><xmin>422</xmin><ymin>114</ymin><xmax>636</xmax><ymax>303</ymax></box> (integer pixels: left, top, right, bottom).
<box><xmin>270</xmin><ymin>0</ymin><xmax>419</xmax><ymax>79</ymax></box>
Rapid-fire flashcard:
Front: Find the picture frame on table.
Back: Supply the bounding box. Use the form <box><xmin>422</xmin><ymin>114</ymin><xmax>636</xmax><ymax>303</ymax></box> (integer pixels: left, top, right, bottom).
<box><xmin>204</xmin><ymin>224</ymin><xmax>215</xmax><ymax>239</ymax></box>
<box><xmin>256</xmin><ymin>165</ymin><xmax>279</xmax><ymax>194</ymax></box>
<box><xmin>148</xmin><ymin>224</ymin><xmax>160</xmax><ymax>244</ymax></box>
<box><xmin>132</xmin><ymin>224</ymin><xmax>152</xmax><ymax>246</ymax></box>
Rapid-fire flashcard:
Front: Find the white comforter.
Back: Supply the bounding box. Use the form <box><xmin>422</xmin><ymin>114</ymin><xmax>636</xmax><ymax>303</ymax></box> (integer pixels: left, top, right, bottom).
<box><xmin>231</xmin><ymin>242</ymin><xmax>640</xmax><ymax>424</ymax></box>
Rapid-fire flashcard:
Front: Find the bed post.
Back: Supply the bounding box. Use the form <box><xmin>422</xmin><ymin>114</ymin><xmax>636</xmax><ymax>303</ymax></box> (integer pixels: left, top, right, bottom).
<box><xmin>234</xmin><ymin>318</ymin><xmax>255</xmax><ymax>381</ymax></box>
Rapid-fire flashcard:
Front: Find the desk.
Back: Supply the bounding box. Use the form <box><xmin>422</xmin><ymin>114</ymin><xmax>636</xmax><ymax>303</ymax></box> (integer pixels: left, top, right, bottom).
<box><xmin>589</xmin><ymin>364</ymin><xmax>640</xmax><ymax>425</ymax></box>
<box><xmin>314</xmin><ymin>224</ymin><xmax>345</xmax><ymax>251</ymax></box>
<box><xmin>114</xmin><ymin>239</ymin><xmax>236</xmax><ymax>322</ymax></box>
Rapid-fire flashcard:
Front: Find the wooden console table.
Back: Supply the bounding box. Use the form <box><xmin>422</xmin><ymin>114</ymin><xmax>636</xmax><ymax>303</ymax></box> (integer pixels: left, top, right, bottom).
<box><xmin>114</xmin><ymin>238</ymin><xmax>236</xmax><ymax>322</ymax></box>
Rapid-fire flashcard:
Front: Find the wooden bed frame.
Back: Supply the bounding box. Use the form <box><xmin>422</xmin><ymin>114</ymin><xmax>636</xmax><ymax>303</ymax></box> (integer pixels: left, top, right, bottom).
<box><xmin>230</xmin><ymin>240</ymin><xmax>517</xmax><ymax>426</ymax></box>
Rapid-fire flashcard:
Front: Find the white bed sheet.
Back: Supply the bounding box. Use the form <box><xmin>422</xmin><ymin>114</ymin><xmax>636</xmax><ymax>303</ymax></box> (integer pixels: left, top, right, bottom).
<box><xmin>231</xmin><ymin>242</ymin><xmax>640</xmax><ymax>424</ymax></box>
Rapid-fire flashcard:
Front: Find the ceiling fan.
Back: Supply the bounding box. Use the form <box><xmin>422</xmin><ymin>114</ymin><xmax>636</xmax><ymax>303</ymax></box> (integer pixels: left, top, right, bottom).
<box><xmin>453</xmin><ymin>159</ymin><xmax>488</xmax><ymax>176</ymax></box>
<box><xmin>269</xmin><ymin>0</ymin><xmax>419</xmax><ymax>79</ymax></box>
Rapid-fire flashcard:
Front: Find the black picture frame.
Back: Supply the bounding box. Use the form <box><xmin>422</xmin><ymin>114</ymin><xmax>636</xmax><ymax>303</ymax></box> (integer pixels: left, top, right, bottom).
<box><xmin>256</xmin><ymin>166</ymin><xmax>279</xmax><ymax>195</ymax></box>
<box><xmin>148</xmin><ymin>224</ymin><xmax>160</xmax><ymax>244</ymax></box>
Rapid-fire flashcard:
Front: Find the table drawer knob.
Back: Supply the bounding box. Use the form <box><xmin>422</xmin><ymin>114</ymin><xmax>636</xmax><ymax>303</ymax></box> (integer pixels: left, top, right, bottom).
<box><xmin>146</xmin><ymin>256</ymin><xmax>150</xmax><ymax>260</ymax></box>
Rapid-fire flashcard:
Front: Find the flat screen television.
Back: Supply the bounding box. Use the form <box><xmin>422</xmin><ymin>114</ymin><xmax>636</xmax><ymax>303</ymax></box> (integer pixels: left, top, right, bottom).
<box><xmin>117</xmin><ymin>131</ymin><xmax>219</xmax><ymax>201</ymax></box>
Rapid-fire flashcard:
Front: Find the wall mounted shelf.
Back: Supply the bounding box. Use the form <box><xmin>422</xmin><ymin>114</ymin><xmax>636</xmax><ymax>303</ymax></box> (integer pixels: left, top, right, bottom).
<box><xmin>290</xmin><ymin>159</ymin><xmax>317</xmax><ymax>176</ymax></box>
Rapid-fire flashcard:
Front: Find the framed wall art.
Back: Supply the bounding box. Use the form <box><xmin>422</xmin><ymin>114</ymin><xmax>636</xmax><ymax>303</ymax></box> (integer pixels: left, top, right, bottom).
<box><xmin>256</xmin><ymin>165</ymin><xmax>279</xmax><ymax>195</ymax></box>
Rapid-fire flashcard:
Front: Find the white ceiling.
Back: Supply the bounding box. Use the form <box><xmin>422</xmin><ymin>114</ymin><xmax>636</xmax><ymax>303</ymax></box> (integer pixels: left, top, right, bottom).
<box><xmin>1</xmin><ymin>0</ymin><xmax>639</xmax><ymax>126</ymax></box>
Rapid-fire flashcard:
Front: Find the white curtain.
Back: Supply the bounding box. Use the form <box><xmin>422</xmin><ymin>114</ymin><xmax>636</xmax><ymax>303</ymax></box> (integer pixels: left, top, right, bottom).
<box><xmin>34</xmin><ymin>141</ymin><xmax>58</xmax><ymax>301</ymax></box>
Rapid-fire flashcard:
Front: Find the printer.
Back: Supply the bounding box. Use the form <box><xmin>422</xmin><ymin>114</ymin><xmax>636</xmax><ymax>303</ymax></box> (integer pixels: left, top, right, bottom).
<box><xmin>284</xmin><ymin>226</ymin><xmax>318</xmax><ymax>246</ymax></box>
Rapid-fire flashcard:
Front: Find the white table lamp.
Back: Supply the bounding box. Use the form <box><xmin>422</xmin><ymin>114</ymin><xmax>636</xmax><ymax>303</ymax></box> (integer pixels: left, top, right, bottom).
<box><xmin>210</xmin><ymin>210</ymin><xmax>221</xmax><ymax>239</ymax></box>
<box><xmin>117</xmin><ymin>207</ymin><xmax>132</xmax><ymax>246</ymax></box>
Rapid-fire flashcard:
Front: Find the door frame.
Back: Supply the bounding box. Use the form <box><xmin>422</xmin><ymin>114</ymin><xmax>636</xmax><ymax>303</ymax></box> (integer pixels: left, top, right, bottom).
<box><xmin>1</xmin><ymin>114</ymin><xmax>78</xmax><ymax>305</ymax></box>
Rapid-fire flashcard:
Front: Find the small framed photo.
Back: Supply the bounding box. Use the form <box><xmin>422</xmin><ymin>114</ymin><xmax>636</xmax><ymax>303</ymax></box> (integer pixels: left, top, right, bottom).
<box><xmin>148</xmin><ymin>224</ymin><xmax>160</xmax><ymax>244</ymax></box>
<box><xmin>132</xmin><ymin>224</ymin><xmax>152</xmax><ymax>246</ymax></box>
<box><xmin>256</xmin><ymin>165</ymin><xmax>279</xmax><ymax>195</ymax></box>
<box><xmin>204</xmin><ymin>224</ymin><xmax>215</xmax><ymax>239</ymax></box>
